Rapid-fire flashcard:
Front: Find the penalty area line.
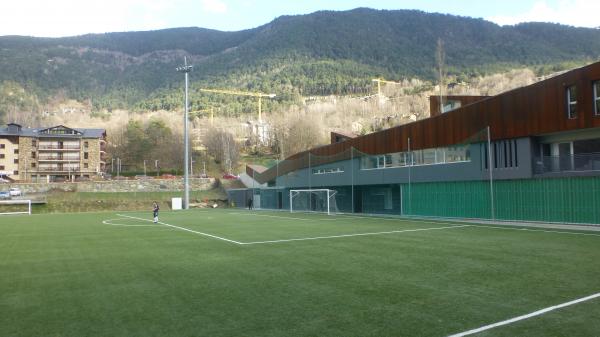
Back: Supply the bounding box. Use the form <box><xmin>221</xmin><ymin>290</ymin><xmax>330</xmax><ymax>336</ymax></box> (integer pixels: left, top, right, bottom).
<box><xmin>447</xmin><ymin>292</ymin><xmax>600</xmax><ymax>337</ymax></box>
<box><xmin>240</xmin><ymin>224</ymin><xmax>472</xmax><ymax>245</ymax></box>
<box><xmin>115</xmin><ymin>214</ymin><xmax>243</xmax><ymax>245</ymax></box>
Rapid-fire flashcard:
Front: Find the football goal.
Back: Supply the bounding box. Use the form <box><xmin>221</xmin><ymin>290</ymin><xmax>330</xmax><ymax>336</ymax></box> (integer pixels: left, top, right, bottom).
<box><xmin>0</xmin><ymin>200</ymin><xmax>32</xmax><ymax>215</ymax></box>
<box><xmin>289</xmin><ymin>189</ymin><xmax>339</xmax><ymax>215</ymax></box>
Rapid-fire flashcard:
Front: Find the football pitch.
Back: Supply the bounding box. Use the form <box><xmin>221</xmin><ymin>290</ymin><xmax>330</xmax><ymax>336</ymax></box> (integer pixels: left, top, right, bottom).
<box><xmin>1</xmin><ymin>209</ymin><xmax>599</xmax><ymax>337</ymax></box>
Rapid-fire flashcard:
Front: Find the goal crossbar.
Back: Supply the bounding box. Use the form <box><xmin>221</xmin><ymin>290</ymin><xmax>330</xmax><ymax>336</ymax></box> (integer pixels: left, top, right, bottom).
<box><xmin>0</xmin><ymin>200</ymin><xmax>32</xmax><ymax>215</ymax></box>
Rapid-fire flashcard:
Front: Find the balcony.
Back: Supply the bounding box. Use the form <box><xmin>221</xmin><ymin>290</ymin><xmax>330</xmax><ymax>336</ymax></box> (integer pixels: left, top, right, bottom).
<box><xmin>37</xmin><ymin>165</ymin><xmax>81</xmax><ymax>172</ymax></box>
<box><xmin>38</xmin><ymin>155</ymin><xmax>80</xmax><ymax>162</ymax></box>
<box><xmin>38</xmin><ymin>145</ymin><xmax>81</xmax><ymax>151</ymax></box>
<box><xmin>534</xmin><ymin>153</ymin><xmax>600</xmax><ymax>175</ymax></box>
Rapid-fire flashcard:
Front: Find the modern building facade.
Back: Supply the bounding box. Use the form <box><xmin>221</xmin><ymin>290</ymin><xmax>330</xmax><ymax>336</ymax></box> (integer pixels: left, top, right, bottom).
<box><xmin>0</xmin><ymin>124</ymin><xmax>107</xmax><ymax>182</ymax></box>
<box><xmin>230</xmin><ymin>61</ymin><xmax>600</xmax><ymax>224</ymax></box>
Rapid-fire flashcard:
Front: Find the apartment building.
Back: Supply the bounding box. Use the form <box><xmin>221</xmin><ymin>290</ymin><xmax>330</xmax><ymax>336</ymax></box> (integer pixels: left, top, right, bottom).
<box><xmin>0</xmin><ymin>124</ymin><xmax>107</xmax><ymax>182</ymax></box>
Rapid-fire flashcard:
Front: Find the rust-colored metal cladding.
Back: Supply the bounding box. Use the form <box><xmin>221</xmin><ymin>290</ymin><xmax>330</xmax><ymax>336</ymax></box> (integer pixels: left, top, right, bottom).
<box><xmin>429</xmin><ymin>95</ymin><xmax>490</xmax><ymax>117</ymax></box>
<box><xmin>249</xmin><ymin>62</ymin><xmax>600</xmax><ymax>184</ymax></box>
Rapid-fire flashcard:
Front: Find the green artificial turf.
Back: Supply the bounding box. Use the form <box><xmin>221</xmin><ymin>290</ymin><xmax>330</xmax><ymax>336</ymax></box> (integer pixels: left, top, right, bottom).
<box><xmin>1</xmin><ymin>209</ymin><xmax>599</xmax><ymax>337</ymax></box>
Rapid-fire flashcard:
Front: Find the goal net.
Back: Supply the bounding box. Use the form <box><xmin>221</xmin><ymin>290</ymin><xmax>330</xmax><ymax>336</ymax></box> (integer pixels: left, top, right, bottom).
<box><xmin>0</xmin><ymin>200</ymin><xmax>32</xmax><ymax>215</ymax></box>
<box><xmin>290</xmin><ymin>189</ymin><xmax>339</xmax><ymax>215</ymax></box>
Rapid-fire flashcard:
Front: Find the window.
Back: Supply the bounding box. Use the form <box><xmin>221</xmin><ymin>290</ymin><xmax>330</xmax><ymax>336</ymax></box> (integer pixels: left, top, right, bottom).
<box><xmin>0</xmin><ymin>144</ymin><xmax>4</xmax><ymax>149</ymax></box>
<box><xmin>84</xmin><ymin>152</ymin><xmax>89</xmax><ymax>159</ymax></box>
<box><xmin>312</xmin><ymin>167</ymin><xmax>344</xmax><ymax>175</ymax></box>
<box><xmin>14</xmin><ymin>159</ymin><xmax>18</xmax><ymax>164</ymax></box>
<box><xmin>13</xmin><ymin>170</ymin><xmax>18</xmax><ymax>175</ymax></box>
<box><xmin>567</xmin><ymin>85</ymin><xmax>577</xmax><ymax>119</ymax></box>
<box><xmin>442</xmin><ymin>100</ymin><xmax>461</xmax><ymax>113</ymax></box>
<box><xmin>377</xmin><ymin>155</ymin><xmax>392</xmax><ymax>168</ymax></box>
<box><xmin>0</xmin><ymin>154</ymin><xmax>4</xmax><ymax>159</ymax></box>
<box><xmin>13</xmin><ymin>149</ymin><xmax>18</xmax><ymax>154</ymax></box>
<box><xmin>31</xmin><ymin>152</ymin><xmax>36</xmax><ymax>159</ymax></box>
<box><xmin>84</xmin><ymin>141</ymin><xmax>89</xmax><ymax>148</ymax></box>
<box><xmin>594</xmin><ymin>81</ymin><xmax>600</xmax><ymax>116</ymax></box>
<box><xmin>31</xmin><ymin>163</ymin><xmax>36</xmax><ymax>168</ymax></box>
<box><xmin>0</xmin><ymin>165</ymin><xmax>4</xmax><ymax>170</ymax></box>
<box><xmin>84</xmin><ymin>163</ymin><xmax>88</xmax><ymax>169</ymax></box>
<box><xmin>32</xmin><ymin>139</ymin><xmax>37</xmax><ymax>147</ymax></box>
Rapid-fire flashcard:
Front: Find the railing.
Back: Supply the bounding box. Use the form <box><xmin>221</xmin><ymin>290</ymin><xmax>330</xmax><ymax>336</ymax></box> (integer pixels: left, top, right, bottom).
<box><xmin>37</xmin><ymin>166</ymin><xmax>81</xmax><ymax>172</ymax></box>
<box><xmin>534</xmin><ymin>153</ymin><xmax>600</xmax><ymax>174</ymax></box>
<box><xmin>37</xmin><ymin>156</ymin><xmax>80</xmax><ymax>161</ymax></box>
<box><xmin>38</xmin><ymin>145</ymin><xmax>81</xmax><ymax>150</ymax></box>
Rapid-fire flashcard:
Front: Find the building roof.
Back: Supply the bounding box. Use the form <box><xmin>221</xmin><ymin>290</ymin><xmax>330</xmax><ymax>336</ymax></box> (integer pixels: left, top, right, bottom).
<box><xmin>0</xmin><ymin>124</ymin><xmax>106</xmax><ymax>138</ymax></box>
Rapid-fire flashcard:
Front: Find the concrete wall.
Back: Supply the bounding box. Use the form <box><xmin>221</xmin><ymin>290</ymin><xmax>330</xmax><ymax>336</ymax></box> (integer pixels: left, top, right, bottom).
<box><xmin>0</xmin><ymin>178</ymin><xmax>217</xmax><ymax>194</ymax></box>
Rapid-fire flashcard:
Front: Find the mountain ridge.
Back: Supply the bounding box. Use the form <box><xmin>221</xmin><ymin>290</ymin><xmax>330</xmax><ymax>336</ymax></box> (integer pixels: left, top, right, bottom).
<box><xmin>0</xmin><ymin>7</ymin><xmax>599</xmax><ymax>118</ymax></box>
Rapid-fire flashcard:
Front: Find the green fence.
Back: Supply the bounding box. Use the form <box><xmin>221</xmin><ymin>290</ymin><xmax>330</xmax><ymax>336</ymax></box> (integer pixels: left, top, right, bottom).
<box><xmin>228</xmin><ymin>176</ymin><xmax>600</xmax><ymax>224</ymax></box>
<box><xmin>403</xmin><ymin>176</ymin><xmax>600</xmax><ymax>224</ymax></box>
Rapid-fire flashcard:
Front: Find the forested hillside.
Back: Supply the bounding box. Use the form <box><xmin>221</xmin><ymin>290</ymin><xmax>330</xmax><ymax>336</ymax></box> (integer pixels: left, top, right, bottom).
<box><xmin>1</xmin><ymin>7</ymin><xmax>600</xmax><ymax>121</ymax></box>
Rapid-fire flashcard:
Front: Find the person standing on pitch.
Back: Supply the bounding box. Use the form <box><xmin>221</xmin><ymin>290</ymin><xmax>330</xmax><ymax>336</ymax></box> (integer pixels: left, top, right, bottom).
<box><xmin>153</xmin><ymin>202</ymin><xmax>160</xmax><ymax>223</ymax></box>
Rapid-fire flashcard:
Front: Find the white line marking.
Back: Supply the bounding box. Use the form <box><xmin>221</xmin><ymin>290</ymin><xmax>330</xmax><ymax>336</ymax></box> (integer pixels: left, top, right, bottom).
<box><xmin>229</xmin><ymin>212</ymin><xmax>471</xmax><ymax>228</ymax></box>
<box><xmin>471</xmin><ymin>224</ymin><xmax>600</xmax><ymax>237</ymax></box>
<box><xmin>116</xmin><ymin>214</ymin><xmax>243</xmax><ymax>245</ymax></box>
<box><xmin>228</xmin><ymin>211</ymin><xmax>600</xmax><ymax>238</ymax></box>
<box><xmin>339</xmin><ymin>215</ymin><xmax>600</xmax><ymax>236</ymax></box>
<box><xmin>227</xmin><ymin>212</ymin><xmax>340</xmax><ymax>221</ymax></box>
<box><xmin>240</xmin><ymin>224</ymin><xmax>472</xmax><ymax>245</ymax></box>
<box><xmin>447</xmin><ymin>292</ymin><xmax>600</xmax><ymax>337</ymax></box>
<box><xmin>102</xmin><ymin>219</ymin><xmax>161</xmax><ymax>227</ymax></box>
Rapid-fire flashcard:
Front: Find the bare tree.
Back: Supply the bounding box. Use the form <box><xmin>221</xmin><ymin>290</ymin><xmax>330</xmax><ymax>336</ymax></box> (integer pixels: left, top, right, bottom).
<box><xmin>271</xmin><ymin>111</ymin><xmax>325</xmax><ymax>157</ymax></box>
<box><xmin>204</xmin><ymin>128</ymin><xmax>239</xmax><ymax>172</ymax></box>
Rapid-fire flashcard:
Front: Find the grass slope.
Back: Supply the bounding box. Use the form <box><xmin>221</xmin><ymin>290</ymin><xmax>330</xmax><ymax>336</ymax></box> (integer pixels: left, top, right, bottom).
<box><xmin>1</xmin><ymin>209</ymin><xmax>599</xmax><ymax>336</ymax></box>
<box><xmin>30</xmin><ymin>189</ymin><xmax>227</xmax><ymax>213</ymax></box>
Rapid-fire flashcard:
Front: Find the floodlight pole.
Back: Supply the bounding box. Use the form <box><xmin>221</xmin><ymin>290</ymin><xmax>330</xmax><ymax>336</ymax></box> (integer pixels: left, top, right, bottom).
<box><xmin>177</xmin><ymin>57</ymin><xmax>193</xmax><ymax>210</ymax></box>
<box><xmin>487</xmin><ymin>126</ymin><xmax>495</xmax><ymax>220</ymax></box>
<box><xmin>408</xmin><ymin>138</ymin><xmax>411</xmax><ymax>215</ymax></box>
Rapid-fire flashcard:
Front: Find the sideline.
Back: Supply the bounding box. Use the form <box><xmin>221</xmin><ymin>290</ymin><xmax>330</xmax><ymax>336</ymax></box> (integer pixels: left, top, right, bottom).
<box><xmin>447</xmin><ymin>292</ymin><xmax>600</xmax><ymax>336</ymax></box>
<box><xmin>228</xmin><ymin>212</ymin><xmax>340</xmax><ymax>222</ymax></box>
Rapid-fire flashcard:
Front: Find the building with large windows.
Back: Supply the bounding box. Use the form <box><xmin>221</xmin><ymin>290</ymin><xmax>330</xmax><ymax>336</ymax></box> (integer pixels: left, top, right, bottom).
<box><xmin>0</xmin><ymin>124</ymin><xmax>107</xmax><ymax>182</ymax></box>
<box><xmin>231</xmin><ymin>61</ymin><xmax>600</xmax><ymax>224</ymax></box>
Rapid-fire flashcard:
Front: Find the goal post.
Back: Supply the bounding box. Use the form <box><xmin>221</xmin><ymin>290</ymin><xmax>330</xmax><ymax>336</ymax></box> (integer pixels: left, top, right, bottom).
<box><xmin>0</xmin><ymin>200</ymin><xmax>32</xmax><ymax>215</ymax></box>
<box><xmin>289</xmin><ymin>189</ymin><xmax>339</xmax><ymax>215</ymax></box>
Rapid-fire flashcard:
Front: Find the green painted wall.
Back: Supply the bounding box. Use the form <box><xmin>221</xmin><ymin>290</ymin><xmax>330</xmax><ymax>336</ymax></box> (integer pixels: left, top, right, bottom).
<box><xmin>402</xmin><ymin>176</ymin><xmax>600</xmax><ymax>224</ymax></box>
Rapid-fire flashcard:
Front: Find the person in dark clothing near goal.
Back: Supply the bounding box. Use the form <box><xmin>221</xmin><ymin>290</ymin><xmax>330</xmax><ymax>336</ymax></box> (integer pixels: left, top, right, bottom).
<box><xmin>153</xmin><ymin>202</ymin><xmax>160</xmax><ymax>223</ymax></box>
<box><xmin>247</xmin><ymin>198</ymin><xmax>253</xmax><ymax>210</ymax></box>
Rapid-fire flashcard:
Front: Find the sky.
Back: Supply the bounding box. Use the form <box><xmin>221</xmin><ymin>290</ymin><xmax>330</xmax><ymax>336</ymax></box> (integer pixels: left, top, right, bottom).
<box><xmin>0</xmin><ymin>0</ymin><xmax>598</xmax><ymax>38</ymax></box>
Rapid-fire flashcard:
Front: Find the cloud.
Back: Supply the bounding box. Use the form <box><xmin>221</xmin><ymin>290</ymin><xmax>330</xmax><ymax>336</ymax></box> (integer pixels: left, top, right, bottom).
<box><xmin>0</xmin><ymin>0</ymin><xmax>175</xmax><ymax>37</ymax></box>
<box><xmin>201</xmin><ymin>0</ymin><xmax>228</xmax><ymax>14</ymax></box>
<box><xmin>487</xmin><ymin>0</ymin><xmax>600</xmax><ymax>28</ymax></box>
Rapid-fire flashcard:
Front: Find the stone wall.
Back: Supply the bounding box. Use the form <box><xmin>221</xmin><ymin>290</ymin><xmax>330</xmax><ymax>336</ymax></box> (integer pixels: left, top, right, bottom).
<box><xmin>83</xmin><ymin>138</ymin><xmax>102</xmax><ymax>176</ymax></box>
<box><xmin>2</xmin><ymin>178</ymin><xmax>217</xmax><ymax>193</ymax></box>
<box><xmin>18</xmin><ymin>136</ymin><xmax>34</xmax><ymax>181</ymax></box>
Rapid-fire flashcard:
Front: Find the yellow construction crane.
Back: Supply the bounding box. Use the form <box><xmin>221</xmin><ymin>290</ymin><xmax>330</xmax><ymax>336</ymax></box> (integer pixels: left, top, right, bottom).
<box><xmin>371</xmin><ymin>78</ymin><xmax>402</xmax><ymax>97</ymax></box>
<box><xmin>200</xmin><ymin>88</ymin><xmax>276</xmax><ymax>122</ymax></box>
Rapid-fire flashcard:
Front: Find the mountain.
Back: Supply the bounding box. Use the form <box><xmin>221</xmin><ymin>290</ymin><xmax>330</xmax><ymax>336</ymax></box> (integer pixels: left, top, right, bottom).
<box><xmin>1</xmin><ymin>8</ymin><xmax>600</xmax><ymax>116</ymax></box>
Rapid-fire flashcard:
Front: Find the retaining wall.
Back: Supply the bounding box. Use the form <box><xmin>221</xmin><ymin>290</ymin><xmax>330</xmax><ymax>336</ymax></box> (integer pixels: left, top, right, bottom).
<box><xmin>1</xmin><ymin>178</ymin><xmax>217</xmax><ymax>193</ymax></box>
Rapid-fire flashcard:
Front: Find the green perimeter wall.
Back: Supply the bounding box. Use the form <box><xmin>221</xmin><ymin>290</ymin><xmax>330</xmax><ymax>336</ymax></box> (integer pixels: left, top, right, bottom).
<box><xmin>232</xmin><ymin>176</ymin><xmax>600</xmax><ymax>224</ymax></box>
<box><xmin>403</xmin><ymin>176</ymin><xmax>600</xmax><ymax>224</ymax></box>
